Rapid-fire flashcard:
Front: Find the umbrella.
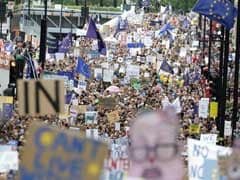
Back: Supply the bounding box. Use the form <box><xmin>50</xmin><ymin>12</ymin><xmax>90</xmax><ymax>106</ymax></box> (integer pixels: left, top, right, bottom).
<box><xmin>105</xmin><ymin>85</ymin><xmax>122</xmax><ymax>93</ymax></box>
<box><xmin>152</xmin><ymin>84</ymin><xmax>162</xmax><ymax>91</ymax></box>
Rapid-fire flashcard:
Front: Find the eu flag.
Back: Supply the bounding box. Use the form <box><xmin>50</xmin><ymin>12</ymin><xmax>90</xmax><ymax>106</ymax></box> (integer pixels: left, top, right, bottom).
<box><xmin>192</xmin><ymin>0</ymin><xmax>237</xmax><ymax>29</ymax></box>
<box><xmin>160</xmin><ymin>60</ymin><xmax>174</xmax><ymax>74</ymax></box>
<box><xmin>86</xmin><ymin>18</ymin><xmax>107</xmax><ymax>55</ymax></box>
<box><xmin>58</xmin><ymin>33</ymin><xmax>72</xmax><ymax>53</ymax></box>
<box><xmin>76</xmin><ymin>57</ymin><xmax>91</xmax><ymax>79</ymax></box>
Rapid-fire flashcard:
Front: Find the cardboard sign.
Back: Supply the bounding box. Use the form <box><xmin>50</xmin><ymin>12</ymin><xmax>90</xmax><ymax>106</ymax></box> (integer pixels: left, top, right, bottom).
<box><xmin>187</xmin><ymin>138</ymin><xmax>231</xmax><ymax>180</ymax></box>
<box><xmin>209</xmin><ymin>102</ymin><xmax>218</xmax><ymax>119</ymax></box>
<box><xmin>107</xmin><ymin>111</ymin><xmax>120</xmax><ymax>124</ymax></box>
<box><xmin>200</xmin><ymin>134</ymin><xmax>217</xmax><ymax>145</ymax></box>
<box><xmin>99</xmin><ymin>97</ymin><xmax>117</xmax><ymax>109</ymax></box>
<box><xmin>79</xmin><ymin>105</ymin><xmax>87</xmax><ymax>114</ymax></box>
<box><xmin>189</xmin><ymin>124</ymin><xmax>200</xmax><ymax>135</ymax></box>
<box><xmin>0</xmin><ymin>96</ymin><xmax>13</xmax><ymax>104</ymax></box>
<box><xmin>198</xmin><ymin>98</ymin><xmax>209</xmax><ymax>118</ymax></box>
<box><xmin>17</xmin><ymin>80</ymin><xmax>65</xmax><ymax>116</ymax></box>
<box><xmin>18</xmin><ymin>122</ymin><xmax>107</xmax><ymax>180</ymax></box>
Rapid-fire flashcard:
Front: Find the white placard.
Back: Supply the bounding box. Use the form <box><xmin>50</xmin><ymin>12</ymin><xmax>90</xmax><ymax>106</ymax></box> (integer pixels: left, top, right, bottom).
<box><xmin>103</xmin><ymin>69</ymin><xmax>114</xmax><ymax>82</ymax></box>
<box><xmin>198</xmin><ymin>98</ymin><xmax>209</xmax><ymax>118</ymax></box>
<box><xmin>200</xmin><ymin>134</ymin><xmax>217</xmax><ymax>145</ymax></box>
<box><xmin>224</xmin><ymin>121</ymin><xmax>232</xmax><ymax>137</ymax></box>
<box><xmin>187</xmin><ymin>138</ymin><xmax>231</xmax><ymax>180</ymax></box>
<box><xmin>126</xmin><ymin>65</ymin><xmax>140</xmax><ymax>79</ymax></box>
<box><xmin>179</xmin><ymin>47</ymin><xmax>187</xmax><ymax>57</ymax></box>
<box><xmin>0</xmin><ymin>151</ymin><xmax>19</xmax><ymax>172</ymax></box>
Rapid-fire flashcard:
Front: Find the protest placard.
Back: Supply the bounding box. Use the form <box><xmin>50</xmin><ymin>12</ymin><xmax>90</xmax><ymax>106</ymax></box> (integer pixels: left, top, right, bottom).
<box><xmin>209</xmin><ymin>102</ymin><xmax>218</xmax><ymax>119</ymax></box>
<box><xmin>0</xmin><ymin>96</ymin><xmax>14</xmax><ymax>120</ymax></box>
<box><xmin>0</xmin><ymin>150</ymin><xmax>18</xmax><ymax>173</ymax></box>
<box><xmin>18</xmin><ymin>122</ymin><xmax>107</xmax><ymax>180</ymax></box>
<box><xmin>189</xmin><ymin>124</ymin><xmax>200</xmax><ymax>135</ymax></box>
<box><xmin>79</xmin><ymin>105</ymin><xmax>87</xmax><ymax>114</ymax></box>
<box><xmin>224</xmin><ymin>121</ymin><xmax>232</xmax><ymax>137</ymax></box>
<box><xmin>107</xmin><ymin>111</ymin><xmax>120</xmax><ymax>124</ymax></box>
<box><xmin>94</xmin><ymin>68</ymin><xmax>103</xmax><ymax>81</ymax></box>
<box><xmin>86</xmin><ymin>129</ymin><xmax>99</xmax><ymax>140</ymax></box>
<box><xmin>103</xmin><ymin>69</ymin><xmax>114</xmax><ymax>83</ymax></box>
<box><xmin>126</xmin><ymin>65</ymin><xmax>140</xmax><ymax>79</ymax></box>
<box><xmin>200</xmin><ymin>134</ymin><xmax>217</xmax><ymax>145</ymax></box>
<box><xmin>187</xmin><ymin>138</ymin><xmax>231</xmax><ymax>180</ymax></box>
<box><xmin>85</xmin><ymin>111</ymin><xmax>98</xmax><ymax>124</ymax></box>
<box><xmin>17</xmin><ymin>80</ymin><xmax>65</xmax><ymax>115</ymax></box>
<box><xmin>99</xmin><ymin>97</ymin><xmax>117</xmax><ymax>109</ymax></box>
<box><xmin>198</xmin><ymin>98</ymin><xmax>209</xmax><ymax>118</ymax></box>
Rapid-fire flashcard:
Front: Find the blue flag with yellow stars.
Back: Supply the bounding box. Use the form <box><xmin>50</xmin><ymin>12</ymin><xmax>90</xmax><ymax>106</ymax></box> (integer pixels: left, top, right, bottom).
<box><xmin>192</xmin><ymin>0</ymin><xmax>237</xmax><ymax>30</ymax></box>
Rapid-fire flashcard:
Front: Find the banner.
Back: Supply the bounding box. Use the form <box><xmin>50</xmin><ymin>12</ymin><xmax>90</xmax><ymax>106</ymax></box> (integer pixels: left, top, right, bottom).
<box><xmin>200</xmin><ymin>134</ymin><xmax>217</xmax><ymax>145</ymax></box>
<box><xmin>187</xmin><ymin>138</ymin><xmax>231</xmax><ymax>180</ymax></box>
<box><xmin>19</xmin><ymin>122</ymin><xmax>107</xmax><ymax>180</ymax></box>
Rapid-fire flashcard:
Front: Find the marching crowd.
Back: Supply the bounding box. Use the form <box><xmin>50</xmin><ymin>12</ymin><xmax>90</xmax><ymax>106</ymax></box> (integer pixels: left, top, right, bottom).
<box><xmin>0</xmin><ymin>9</ymin><xmax>237</xmax><ymax>179</ymax></box>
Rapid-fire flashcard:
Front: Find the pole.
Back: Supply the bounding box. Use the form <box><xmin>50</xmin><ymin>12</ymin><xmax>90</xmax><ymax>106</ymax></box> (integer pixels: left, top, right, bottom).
<box><xmin>217</xmin><ymin>26</ymin><xmax>225</xmax><ymax>131</ymax></box>
<box><xmin>39</xmin><ymin>0</ymin><xmax>47</xmax><ymax>70</ymax></box>
<box><xmin>208</xmin><ymin>20</ymin><xmax>212</xmax><ymax>80</ymax></box>
<box><xmin>60</xmin><ymin>0</ymin><xmax>63</xmax><ymax>40</ymax></box>
<box><xmin>232</xmin><ymin>0</ymin><xmax>240</xmax><ymax>143</ymax></box>
<box><xmin>219</xmin><ymin>27</ymin><xmax>230</xmax><ymax>142</ymax></box>
<box><xmin>0</xmin><ymin>1</ymin><xmax>3</xmax><ymax>39</ymax></box>
<box><xmin>198</xmin><ymin>15</ymin><xmax>202</xmax><ymax>48</ymax></box>
<box><xmin>202</xmin><ymin>16</ymin><xmax>207</xmax><ymax>60</ymax></box>
<box><xmin>28</xmin><ymin>0</ymin><xmax>31</xmax><ymax>16</ymax></box>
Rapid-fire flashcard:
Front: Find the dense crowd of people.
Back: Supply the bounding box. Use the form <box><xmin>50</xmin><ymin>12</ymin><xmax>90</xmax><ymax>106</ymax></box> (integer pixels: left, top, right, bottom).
<box><xmin>0</xmin><ymin>8</ymin><xmax>239</xmax><ymax>179</ymax></box>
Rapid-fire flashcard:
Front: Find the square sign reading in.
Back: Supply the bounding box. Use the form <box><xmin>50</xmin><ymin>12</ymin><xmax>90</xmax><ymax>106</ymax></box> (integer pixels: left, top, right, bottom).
<box><xmin>17</xmin><ymin>80</ymin><xmax>65</xmax><ymax>116</ymax></box>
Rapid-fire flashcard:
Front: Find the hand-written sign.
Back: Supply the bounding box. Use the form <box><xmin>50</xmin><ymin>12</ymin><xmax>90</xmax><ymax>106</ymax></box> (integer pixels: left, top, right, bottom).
<box><xmin>99</xmin><ymin>97</ymin><xmax>117</xmax><ymax>109</ymax></box>
<box><xmin>107</xmin><ymin>111</ymin><xmax>120</xmax><ymax>124</ymax></box>
<box><xmin>17</xmin><ymin>80</ymin><xmax>65</xmax><ymax>115</ymax></box>
<box><xmin>18</xmin><ymin>122</ymin><xmax>108</xmax><ymax>180</ymax></box>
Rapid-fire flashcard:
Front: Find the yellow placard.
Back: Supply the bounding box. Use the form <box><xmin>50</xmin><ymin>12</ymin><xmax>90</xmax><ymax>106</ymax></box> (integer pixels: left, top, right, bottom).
<box><xmin>210</xmin><ymin>102</ymin><xmax>218</xmax><ymax>119</ymax></box>
<box><xmin>0</xmin><ymin>96</ymin><xmax>13</xmax><ymax>104</ymax></box>
<box><xmin>189</xmin><ymin>124</ymin><xmax>200</xmax><ymax>134</ymax></box>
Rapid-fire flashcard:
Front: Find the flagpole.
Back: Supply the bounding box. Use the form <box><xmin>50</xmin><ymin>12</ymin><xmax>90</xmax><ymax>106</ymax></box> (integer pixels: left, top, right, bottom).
<box><xmin>217</xmin><ymin>26</ymin><xmax>225</xmax><ymax>134</ymax></box>
<box><xmin>202</xmin><ymin>16</ymin><xmax>206</xmax><ymax>60</ymax></box>
<box><xmin>208</xmin><ymin>20</ymin><xmax>212</xmax><ymax>80</ymax></box>
<box><xmin>39</xmin><ymin>0</ymin><xmax>48</xmax><ymax>70</ymax></box>
<box><xmin>219</xmin><ymin>26</ymin><xmax>230</xmax><ymax>144</ymax></box>
<box><xmin>232</xmin><ymin>0</ymin><xmax>240</xmax><ymax>143</ymax></box>
<box><xmin>60</xmin><ymin>0</ymin><xmax>63</xmax><ymax>40</ymax></box>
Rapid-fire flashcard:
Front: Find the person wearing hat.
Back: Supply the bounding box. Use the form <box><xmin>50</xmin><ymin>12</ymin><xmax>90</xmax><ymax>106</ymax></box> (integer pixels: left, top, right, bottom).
<box><xmin>12</xmin><ymin>37</ymin><xmax>26</xmax><ymax>79</ymax></box>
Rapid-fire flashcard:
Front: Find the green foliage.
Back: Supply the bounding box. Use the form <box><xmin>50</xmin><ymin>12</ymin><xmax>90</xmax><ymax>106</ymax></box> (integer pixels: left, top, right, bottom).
<box><xmin>161</xmin><ymin>0</ymin><xmax>197</xmax><ymax>12</ymax></box>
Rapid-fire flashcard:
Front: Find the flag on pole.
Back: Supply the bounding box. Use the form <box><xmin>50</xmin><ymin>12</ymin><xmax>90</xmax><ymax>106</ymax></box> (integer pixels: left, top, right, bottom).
<box><xmin>58</xmin><ymin>33</ymin><xmax>72</xmax><ymax>53</ymax></box>
<box><xmin>160</xmin><ymin>60</ymin><xmax>174</xmax><ymax>74</ymax></box>
<box><xmin>75</xmin><ymin>57</ymin><xmax>91</xmax><ymax>79</ymax></box>
<box><xmin>86</xmin><ymin>18</ymin><xmax>107</xmax><ymax>55</ymax></box>
<box><xmin>192</xmin><ymin>0</ymin><xmax>237</xmax><ymax>29</ymax></box>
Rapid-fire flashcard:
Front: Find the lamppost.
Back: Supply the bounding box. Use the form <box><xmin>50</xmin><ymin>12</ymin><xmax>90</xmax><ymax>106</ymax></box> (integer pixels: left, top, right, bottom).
<box><xmin>39</xmin><ymin>0</ymin><xmax>48</xmax><ymax>70</ymax></box>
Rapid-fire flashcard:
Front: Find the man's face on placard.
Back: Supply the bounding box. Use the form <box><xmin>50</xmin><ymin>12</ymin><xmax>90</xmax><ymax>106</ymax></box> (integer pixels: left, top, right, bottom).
<box><xmin>128</xmin><ymin>111</ymin><xmax>184</xmax><ymax>180</ymax></box>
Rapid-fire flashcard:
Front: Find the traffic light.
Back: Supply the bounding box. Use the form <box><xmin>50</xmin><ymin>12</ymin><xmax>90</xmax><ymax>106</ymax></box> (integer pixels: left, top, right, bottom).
<box><xmin>9</xmin><ymin>59</ymin><xmax>17</xmax><ymax>84</ymax></box>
